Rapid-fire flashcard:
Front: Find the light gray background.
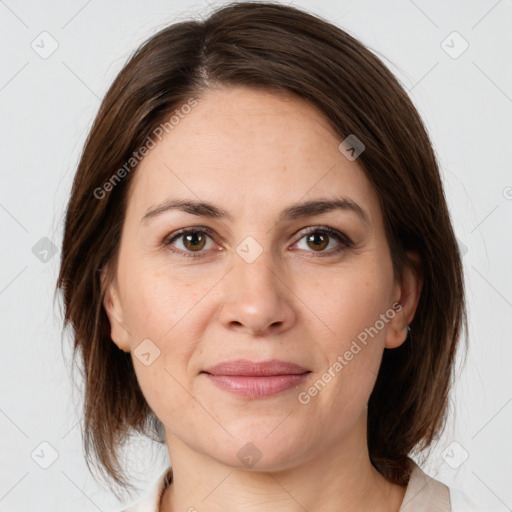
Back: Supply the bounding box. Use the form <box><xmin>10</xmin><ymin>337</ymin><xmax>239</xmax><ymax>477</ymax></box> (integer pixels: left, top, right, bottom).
<box><xmin>1</xmin><ymin>0</ymin><xmax>511</xmax><ymax>510</ymax></box>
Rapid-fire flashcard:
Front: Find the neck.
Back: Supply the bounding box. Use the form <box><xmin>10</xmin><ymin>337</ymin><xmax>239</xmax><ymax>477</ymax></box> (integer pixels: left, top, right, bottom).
<box><xmin>159</xmin><ymin>413</ymin><xmax>406</xmax><ymax>512</ymax></box>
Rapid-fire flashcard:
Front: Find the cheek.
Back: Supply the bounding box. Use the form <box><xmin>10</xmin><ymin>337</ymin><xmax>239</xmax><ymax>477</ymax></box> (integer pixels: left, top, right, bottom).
<box><xmin>132</xmin><ymin>357</ymin><xmax>198</xmax><ymax>436</ymax></box>
<box><xmin>298</xmin><ymin>261</ymin><xmax>393</xmax><ymax>410</ymax></box>
<box><xmin>121</xmin><ymin>263</ymin><xmax>206</xmax><ymax>341</ymax></box>
<box><xmin>125</xmin><ymin>273</ymin><xmax>199</xmax><ymax>420</ymax></box>
<box><xmin>121</xmin><ymin>265</ymin><xmax>210</xmax><ymax>409</ymax></box>
<box><xmin>308</xmin><ymin>261</ymin><xmax>394</xmax><ymax>350</ymax></box>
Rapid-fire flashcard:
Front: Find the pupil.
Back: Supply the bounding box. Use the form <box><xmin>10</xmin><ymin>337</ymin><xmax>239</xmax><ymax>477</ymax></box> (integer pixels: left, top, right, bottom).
<box><xmin>185</xmin><ymin>233</ymin><xmax>205</xmax><ymax>250</ymax></box>
<box><xmin>308</xmin><ymin>233</ymin><xmax>327</xmax><ymax>250</ymax></box>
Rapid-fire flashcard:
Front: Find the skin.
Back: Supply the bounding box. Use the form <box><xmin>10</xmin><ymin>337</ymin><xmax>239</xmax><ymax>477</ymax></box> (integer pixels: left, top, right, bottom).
<box><xmin>103</xmin><ymin>86</ymin><xmax>422</xmax><ymax>512</ymax></box>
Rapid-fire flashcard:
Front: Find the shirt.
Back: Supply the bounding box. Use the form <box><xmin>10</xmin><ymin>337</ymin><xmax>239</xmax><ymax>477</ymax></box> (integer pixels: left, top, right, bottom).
<box><xmin>120</xmin><ymin>460</ymin><xmax>492</xmax><ymax>512</ymax></box>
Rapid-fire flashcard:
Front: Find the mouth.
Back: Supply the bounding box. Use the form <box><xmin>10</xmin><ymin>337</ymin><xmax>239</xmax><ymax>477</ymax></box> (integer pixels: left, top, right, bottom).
<box><xmin>201</xmin><ymin>359</ymin><xmax>311</xmax><ymax>398</ymax></box>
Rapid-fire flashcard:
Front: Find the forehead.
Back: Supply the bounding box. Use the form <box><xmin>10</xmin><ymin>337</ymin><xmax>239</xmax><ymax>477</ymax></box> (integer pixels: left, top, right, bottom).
<box><xmin>126</xmin><ymin>86</ymin><xmax>381</xmax><ymax>227</ymax></box>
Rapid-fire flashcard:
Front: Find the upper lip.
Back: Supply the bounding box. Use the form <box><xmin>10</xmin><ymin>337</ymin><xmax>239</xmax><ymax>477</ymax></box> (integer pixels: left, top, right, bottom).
<box><xmin>202</xmin><ymin>359</ymin><xmax>310</xmax><ymax>376</ymax></box>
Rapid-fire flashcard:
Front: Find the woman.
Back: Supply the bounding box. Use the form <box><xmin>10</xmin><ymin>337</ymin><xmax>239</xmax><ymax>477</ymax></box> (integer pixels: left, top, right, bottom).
<box><xmin>56</xmin><ymin>2</ymin><xmax>487</xmax><ymax>510</ymax></box>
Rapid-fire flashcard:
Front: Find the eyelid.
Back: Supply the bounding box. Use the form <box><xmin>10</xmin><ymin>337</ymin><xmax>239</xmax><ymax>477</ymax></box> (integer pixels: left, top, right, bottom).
<box><xmin>164</xmin><ymin>225</ymin><xmax>215</xmax><ymax>241</ymax></box>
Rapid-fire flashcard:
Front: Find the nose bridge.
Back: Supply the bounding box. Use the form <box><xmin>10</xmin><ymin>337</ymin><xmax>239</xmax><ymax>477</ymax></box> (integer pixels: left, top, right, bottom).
<box><xmin>218</xmin><ymin>236</ymin><xmax>295</xmax><ymax>334</ymax></box>
<box><xmin>231</xmin><ymin>237</ymin><xmax>282</xmax><ymax>298</ymax></box>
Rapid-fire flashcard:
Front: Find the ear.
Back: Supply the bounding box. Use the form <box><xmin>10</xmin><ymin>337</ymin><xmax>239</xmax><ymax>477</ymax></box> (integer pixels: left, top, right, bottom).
<box><xmin>101</xmin><ymin>266</ymin><xmax>131</xmax><ymax>352</ymax></box>
<box><xmin>385</xmin><ymin>250</ymin><xmax>423</xmax><ymax>349</ymax></box>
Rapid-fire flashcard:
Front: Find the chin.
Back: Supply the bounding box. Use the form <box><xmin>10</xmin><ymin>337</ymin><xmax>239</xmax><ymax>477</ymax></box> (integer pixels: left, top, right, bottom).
<box><xmin>203</xmin><ymin>428</ymin><xmax>307</xmax><ymax>471</ymax></box>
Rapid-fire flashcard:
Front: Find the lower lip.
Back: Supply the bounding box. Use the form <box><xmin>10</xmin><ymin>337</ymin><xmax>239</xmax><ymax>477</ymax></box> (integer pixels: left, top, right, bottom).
<box><xmin>203</xmin><ymin>373</ymin><xmax>310</xmax><ymax>397</ymax></box>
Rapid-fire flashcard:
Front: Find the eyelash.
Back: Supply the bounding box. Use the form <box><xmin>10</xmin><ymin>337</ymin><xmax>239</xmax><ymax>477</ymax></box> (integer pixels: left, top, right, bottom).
<box><xmin>163</xmin><ymin>225</ymin><xmax>353</xmax><ymax>259</ymax></box>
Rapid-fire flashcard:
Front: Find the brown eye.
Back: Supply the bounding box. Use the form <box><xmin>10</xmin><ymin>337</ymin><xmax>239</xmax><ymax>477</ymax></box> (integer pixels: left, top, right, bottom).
<box><xmin>294</xmin><ymin>226</ymin><xmax>352</xmax><ymax>256</ymax></box>
<box><xmin>164</xmin><ymin>227</ymin><xmax>216</xmax><ymax>258</ymax></box>
<box><xmin>182</xmin><ymin>232</ymin><xmax>207</xmax><ymax>251</ymax></box>
<box><xmin>305</xmin><ymin>232</ymin><xmax>329</xmax><ymax>251</ymax></box>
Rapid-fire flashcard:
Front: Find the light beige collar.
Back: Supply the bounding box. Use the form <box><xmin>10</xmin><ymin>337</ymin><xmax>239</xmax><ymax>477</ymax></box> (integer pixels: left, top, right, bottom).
<box><xmin>399</xmin><ymin>460</ymin><xmax>451</xmax><ymax>511</ymax></box>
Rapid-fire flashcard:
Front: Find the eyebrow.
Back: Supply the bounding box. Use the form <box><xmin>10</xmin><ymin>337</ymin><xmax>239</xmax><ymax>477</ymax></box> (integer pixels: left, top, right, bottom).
<box><xmin>141</xmin><ymin>197</ymin><xmax>370</xmax><ymax>225</ymax></box>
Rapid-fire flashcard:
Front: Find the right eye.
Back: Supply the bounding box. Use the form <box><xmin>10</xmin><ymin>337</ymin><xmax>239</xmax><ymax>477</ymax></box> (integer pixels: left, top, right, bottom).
<box><xmin>163</xmin><ymin>227</ymin><xmax>218</xmax><ymax>258</ymax></box>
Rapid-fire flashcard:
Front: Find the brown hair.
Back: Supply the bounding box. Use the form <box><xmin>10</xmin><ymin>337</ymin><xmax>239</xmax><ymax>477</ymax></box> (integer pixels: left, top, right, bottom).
<box><xmin>56</xmin><ymin>0</ymin><xmax>467</xmax><ymax>495</ymax></box>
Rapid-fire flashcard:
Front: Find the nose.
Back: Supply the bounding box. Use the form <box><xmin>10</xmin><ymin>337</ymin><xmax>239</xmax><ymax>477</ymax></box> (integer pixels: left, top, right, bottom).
<box><xmin>217</xmin><ymin>248</ymin><xmax>297</xmax><ymax>336</ymax></box>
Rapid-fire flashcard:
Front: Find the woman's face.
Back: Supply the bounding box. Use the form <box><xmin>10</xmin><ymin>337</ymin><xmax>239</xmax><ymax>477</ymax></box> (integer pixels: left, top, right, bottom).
<box><xmin>104</xmin><ymin>86</ymin><xmax>419</xmax><ymax>470</ymax></box>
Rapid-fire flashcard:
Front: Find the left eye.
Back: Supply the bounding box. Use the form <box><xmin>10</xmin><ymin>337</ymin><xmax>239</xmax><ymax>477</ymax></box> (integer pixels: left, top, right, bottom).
<box><xmin>293</xmin><ymin>226</ymin><xmax>352</xmax><ymax>255</ymax></box>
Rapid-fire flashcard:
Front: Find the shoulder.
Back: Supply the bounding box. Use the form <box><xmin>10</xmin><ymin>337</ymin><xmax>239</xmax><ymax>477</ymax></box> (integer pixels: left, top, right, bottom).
<box><xmin>401</xmin><ymin>459</ymin><xmax>500</xmax><ymax>512</ymax></box>
<box><xmin>449</xmin><ymin>485</ymin><xmax>503</xmax><ymax>512</ymax></box>
<box><xmin>119</xmin><ymin>466</ymin><xmax>173</xmax><ymax>512</ymax></box>
<box><xmin>400</xmin><ymin>460</ymin><xmax>451</xmax><ymax>511</ymax></box>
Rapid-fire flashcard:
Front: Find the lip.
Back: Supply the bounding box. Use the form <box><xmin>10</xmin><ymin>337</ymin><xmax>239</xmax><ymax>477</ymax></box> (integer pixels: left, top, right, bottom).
<box><xmin>201</xmin><ymin>359</ymin><xmax>311</xmax><ymax>398</ymax></box>
<box><xmin>202</xmin><ymin>358</ymin><xmax>310</xmax><ymax>376</ymax></box>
